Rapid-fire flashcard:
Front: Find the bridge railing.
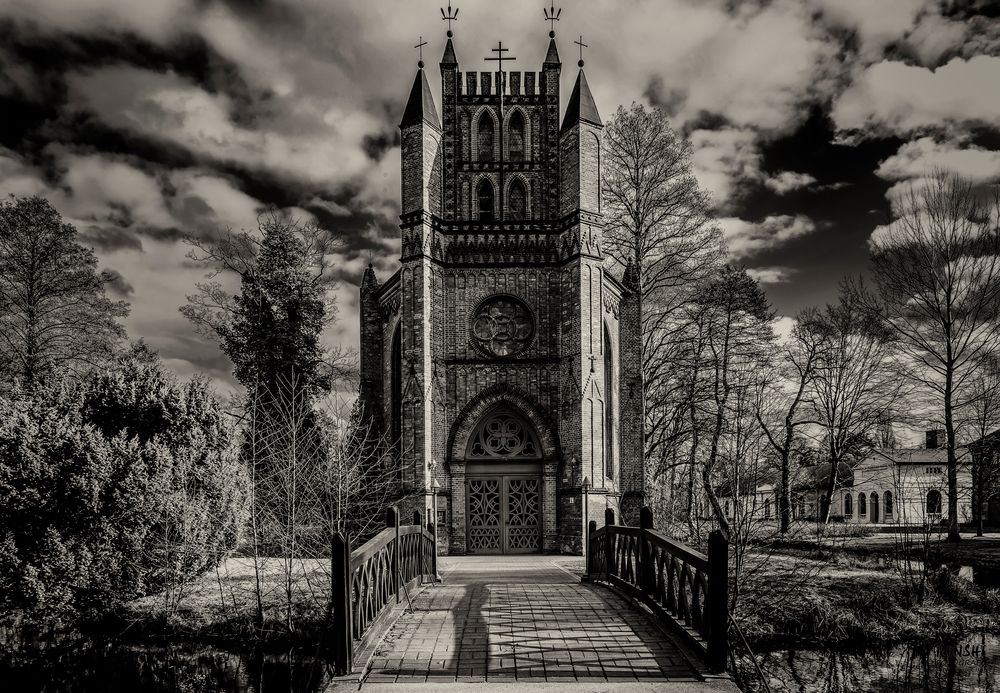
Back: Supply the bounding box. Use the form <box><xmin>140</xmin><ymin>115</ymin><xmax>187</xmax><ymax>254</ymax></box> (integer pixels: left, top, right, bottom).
<box><xmin>586</xmin><ymin>506</ymin><xmax>729</xmax><ymax>674</ymax></box>
<box><xmin>331</xmin><ymin>506</ymin><xmax>439</xmax><ymax>675</ymax></box>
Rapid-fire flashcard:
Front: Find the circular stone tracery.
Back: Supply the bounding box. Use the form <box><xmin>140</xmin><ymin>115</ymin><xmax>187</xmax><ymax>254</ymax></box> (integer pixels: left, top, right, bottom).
<box><xmin>471</xmin><ymin>295</ymin><xmax>534</xmax><ymax>357</ymax></box>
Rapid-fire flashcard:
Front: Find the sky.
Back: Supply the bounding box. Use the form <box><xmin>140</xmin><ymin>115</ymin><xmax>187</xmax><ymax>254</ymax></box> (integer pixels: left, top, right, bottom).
<box><xmin>1</xmin><ymin>0</ymin><xmax>999</xmax><ymax>393</ymax></box>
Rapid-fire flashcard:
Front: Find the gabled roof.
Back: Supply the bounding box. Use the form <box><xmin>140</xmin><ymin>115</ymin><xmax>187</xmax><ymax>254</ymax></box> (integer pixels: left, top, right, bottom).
<box><xmin>399</xmin><ymin>68</ymin><xmax>440</xmax><ymax>130</ymax></box>
<box><xmin>560</xmin><ymin>69</ymin><xmax>602</xmax><ymax>133</ymax></box>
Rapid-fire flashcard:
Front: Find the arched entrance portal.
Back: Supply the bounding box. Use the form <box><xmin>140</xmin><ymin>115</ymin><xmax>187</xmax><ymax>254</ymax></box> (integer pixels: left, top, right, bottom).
<box><xmin>465</xmin><ymin>408</ymin><xmax>542</xmax><ymax>554</ymax></box>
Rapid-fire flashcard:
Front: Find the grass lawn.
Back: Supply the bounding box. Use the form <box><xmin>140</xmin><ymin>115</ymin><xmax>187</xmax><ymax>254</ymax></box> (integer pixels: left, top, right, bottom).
<box><xmin>115</xmin><ymin>557</ymin><xmax>335</xmax><ymax>642</ymax></box>
<box><xmin>736</xmin><ymin>540</ymin><xmax>1000</xmax><ymax>649</ymax></box>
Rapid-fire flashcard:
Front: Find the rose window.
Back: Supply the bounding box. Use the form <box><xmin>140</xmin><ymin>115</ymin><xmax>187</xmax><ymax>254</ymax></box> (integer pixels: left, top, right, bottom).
<box><xmin>471</xmin><ymin>295</ymin><xmax>533</xmax><ymax>357</ymax></box>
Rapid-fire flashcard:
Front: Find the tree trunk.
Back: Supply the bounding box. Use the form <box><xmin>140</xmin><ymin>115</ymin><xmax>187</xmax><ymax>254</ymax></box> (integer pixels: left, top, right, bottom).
<box><xmin>944</xmin><ymin>361</ymin><xmax>961</xmax><ymax>543</ymax></box>
<box><xmin>779</xmin><ymin>450</ymin><xmax>791</xmax><ymax>534</ymax></box>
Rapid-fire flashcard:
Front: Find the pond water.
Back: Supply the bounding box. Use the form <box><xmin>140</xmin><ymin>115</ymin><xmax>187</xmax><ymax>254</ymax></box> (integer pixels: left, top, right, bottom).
<box><xmin>0</xmin><ymin>639</ymin><xmax>332</xmax><ymax>693</ymax></box>
<box><xmin>2</xmin><ymin>631</ymin><xmax>999</xmax><ymax>691</ymax></box>
<box><xmin>740</xmin><ymin>632</ymin><xmax>1000</xmax><ymax>693</ymax></box>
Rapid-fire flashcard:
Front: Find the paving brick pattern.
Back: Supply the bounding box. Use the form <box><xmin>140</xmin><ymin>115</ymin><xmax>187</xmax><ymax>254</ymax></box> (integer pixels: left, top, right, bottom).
<box><xmin>363</xmin><ymin>556</ymin><xmax>701</xmax><ymax>684</ymax></box>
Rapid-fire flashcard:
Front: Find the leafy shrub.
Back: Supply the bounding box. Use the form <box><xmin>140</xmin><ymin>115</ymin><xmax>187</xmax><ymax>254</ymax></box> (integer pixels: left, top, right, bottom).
<box><xmin>0</xmin><ymin>350</ymin><xmax>248</xmax><ymax>623</ymax></box>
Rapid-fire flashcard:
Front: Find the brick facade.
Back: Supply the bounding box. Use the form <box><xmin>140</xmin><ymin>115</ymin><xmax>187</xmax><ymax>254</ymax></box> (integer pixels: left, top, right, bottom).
<box><xmin>359</xmin><ymin>32</ymin><xmax>643</xmax><ymax>554</ymax></box>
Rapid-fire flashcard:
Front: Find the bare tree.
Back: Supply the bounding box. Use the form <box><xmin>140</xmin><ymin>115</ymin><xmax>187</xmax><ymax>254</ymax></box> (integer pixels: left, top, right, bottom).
<box><xmin>0</xmin><ymin>195</ymin><xmax>128</xmax><ymax>388</ymax></box>
<box><xmin>963</xmin><ymin>359</ymin><xmax>1000</xmax><ymax>536</ymax></box>
<box><xmin>755</xmin><ymin>309</ymin><xmax>824</xmax><ymax>534</ymax></box>
<box><xmin>680</xmin><ymin>266</ymin><xmax>773</xmax><ymax>539</ymax></box>
<box><xmin>863</xmin><ymin>171</ymin><xmax>1000</xmax><ymax>542</ymax></box>
<box><xmin>238</xmin><ymin>372</ymin><xmax>408</xmax><ymax>635</ymax></box>
<box><xmin>601</xmin><ymin>103</ymin><xmax>723</xmax><ymax>465</ymax></box>
<box><xmin>810</xmin><ymin>285</ymin><xmax>904</xmax><ymax>522</ymax></box>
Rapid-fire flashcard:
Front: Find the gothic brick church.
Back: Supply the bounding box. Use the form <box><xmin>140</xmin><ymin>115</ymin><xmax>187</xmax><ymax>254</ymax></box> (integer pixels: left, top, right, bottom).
<box><xmin>358</xmin><ymin>22</ymin><xmax>643</xmax><ymax>555</ymax></box>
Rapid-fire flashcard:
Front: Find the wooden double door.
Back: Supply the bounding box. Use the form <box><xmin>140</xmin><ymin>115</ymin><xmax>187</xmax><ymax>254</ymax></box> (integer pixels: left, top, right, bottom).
<box><xmin>466</xmin><ymin>474</ymin><xmax>541</xmax><ymax>554</ymax></box>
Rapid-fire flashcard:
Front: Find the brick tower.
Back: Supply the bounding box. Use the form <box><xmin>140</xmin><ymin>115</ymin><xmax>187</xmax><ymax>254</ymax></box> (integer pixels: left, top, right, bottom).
<box><xmin>358</xmin><ymin>20</ymin><xmax>643</xmax><ymax>554</ymax></box>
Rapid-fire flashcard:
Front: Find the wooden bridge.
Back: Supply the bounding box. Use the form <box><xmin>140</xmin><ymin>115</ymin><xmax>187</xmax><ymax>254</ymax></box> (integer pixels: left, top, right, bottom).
<box><xmin>327</xmin><ymin>507</ymin><xmax>735</xmax><ymax>690</ymax></box>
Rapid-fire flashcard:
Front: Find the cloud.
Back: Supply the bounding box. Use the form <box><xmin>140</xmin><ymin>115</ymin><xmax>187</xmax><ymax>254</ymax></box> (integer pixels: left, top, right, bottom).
<box><xmin>809</xmin><ymin>0</ymin><xmax>928</xmax><ymax>59</ymax></box>
<box><xmin>763</xmin><ymin>171</ymin><xmax>817</xmax><ymax>194</ymax></box>
<box><xmin>771</xmin><ymin>315</ymin><xmax>797</xmax><ymax>343</ymax></box>
<box><xmin>1</xmin><ymin>0</ymin><xmax>195</xmax><ymax>45</ymax></box>
<box><xmin>720</xmin><ymin>215</ymin><xmax>817</xmax><ymax>260</ymax></box>
<box><xmin>66</xmin><ymin>66</ymin><xmax>381</xmax><ymax>191</ymax></box>
<box><xmin>102</xmin><ymin>268</ymin><xmax>134</xmax><ymax>298</ymax></box>
<box><xmin>689</xmin><ymin>128</ymin><xmax>761</xmax><ymax>209</ymax></box>
<box><xmin>876</xmin><ymin>138</ymin><xmax>1000</xmax><ymax>184</ymax></box>
<box><xmin>746</xmin><ymin>267</ymin><xmax>796</xmax><ymax>284</ymax></box>
<box><xmin>832</xmin><ymin>56</ymin><xmax>1000</xmax><ymax>136</ymax></box>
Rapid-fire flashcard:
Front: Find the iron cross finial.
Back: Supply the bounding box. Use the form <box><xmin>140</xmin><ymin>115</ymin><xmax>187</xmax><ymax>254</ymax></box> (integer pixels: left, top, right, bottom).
<box><xmin>543</xmin><ymin>2</ymin><xmax>562</xmax><ymax>38</ymax></box>
<box><xmin>414</xmin><ymin>36</ymin><xmax>428</xmax><ymax>67</ymax></box>
<box><xmin>574</xmin><ymin>35</ymin><xmax>588</xmax><ymax>67</ymax></box>
<box><xmin>484</xmin><ymin>40</ymin><xmax>516</xmax><ymax>72</ymax></box>
<box><xmin>440</xmin><ymin>2</ymin><xmax>459</xmax><ymax>37</ymax></box>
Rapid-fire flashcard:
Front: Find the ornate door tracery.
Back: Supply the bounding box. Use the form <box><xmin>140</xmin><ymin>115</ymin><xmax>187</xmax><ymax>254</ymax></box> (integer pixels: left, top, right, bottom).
<box><xmin>467</xmin><ymin>475</ymin><xmax>541</xmax><ymax>554</ymax></box>
<box><xmin>464</xmin><ymin>408</ymin><xmax>543</xmax><ymax>554</ymax></box>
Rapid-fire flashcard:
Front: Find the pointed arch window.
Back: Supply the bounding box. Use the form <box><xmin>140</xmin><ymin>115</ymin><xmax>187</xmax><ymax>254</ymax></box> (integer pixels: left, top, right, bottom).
<box><xmin>391</xmin><ymin>323</ymin><xmax>402</xmax><ymax>465</ymax></box>
<box><xmin>508</xmin><ymin>110</ymin><xmax>525</xmax><ymax>161</ymax></box>
<box><xmin>477</xmin><ymin>115</ymin><xmax>495</xmax><ymax>161</ymax></box>
<box><xmin>477</xmin><ymin>179</ymin><xmax>495</xmax><ymax>221</ymax></box>
<box><xmin>508</xmin><ymin>179</ymin><xmax>527</xmax><ymax>221</ymax></box>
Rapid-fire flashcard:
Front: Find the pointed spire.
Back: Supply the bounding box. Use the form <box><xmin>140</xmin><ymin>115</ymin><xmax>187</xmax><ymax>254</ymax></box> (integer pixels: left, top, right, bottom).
<box><xmin>441</xmin><ymin>36</ymin><xmax>457</xmax><ymax>66</ymax></box>
<box><xmin>544</xmin><ymin>36</ymin><xmax>560</xmax><ymax>65</ymax></box>
<box><xmin>361</xmin><ymin>261</ymin><xmax>379</xmax><ymax>295</ymax></box>
<box><xmin>560</xmin><ymin>68</ymin><xmax>602</xmax><ymax>133</ymax></box>
<box><xmin>399</xmin><ymin>67</ymin><xmax>440</xmax><ymax>130</ymax></box>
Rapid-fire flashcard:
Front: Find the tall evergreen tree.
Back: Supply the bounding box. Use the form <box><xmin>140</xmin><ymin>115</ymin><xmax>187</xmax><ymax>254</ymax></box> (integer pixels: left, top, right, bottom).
<box><xmin>0</xmin><ymin>196</ymin><xmax>128</xmax><ymax>388</ymax></box>
<box><xmin>182</xmin><ymin>213</ymin><xmax>343</xmax><ymax>403</ymax></box>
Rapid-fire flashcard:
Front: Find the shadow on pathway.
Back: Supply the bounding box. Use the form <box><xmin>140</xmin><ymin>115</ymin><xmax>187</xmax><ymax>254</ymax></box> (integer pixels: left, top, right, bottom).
<box><xmin>360</xmin><ymin>555</ymin><xmax>706</xmax><ymax>685</ymax></box>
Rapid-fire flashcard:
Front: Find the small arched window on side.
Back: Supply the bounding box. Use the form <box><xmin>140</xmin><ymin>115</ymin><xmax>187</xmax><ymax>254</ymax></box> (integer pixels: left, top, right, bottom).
<box><xmin>477</xmin><ymin>179</ymin><xmax>495</xmax><ymax>221</ymax></box>
<box><xmin>477</xmin><ymin>115</ymin><xmax>495</xmax><ymax>161</ymax></box>
<box><xmin>884</xmin><ymin>490</ymin><xmax>894</xmax><ymax>517</ymax></box>
<box><xmin>844</xmin><ymin>493</ymin><xmax>853</xmax><ymax>517</ymax></box>
<box><xmin>858</xmin><ymin>492</ymin><xmax>867</xmax><ymax>517</ymax></box>
<box><xmin>508</xmin><ymin>178</ymin><xmax>527</xmax><ymax>221</ymax></box>
<box><xmin>508</xmin><ymin>110</ymin><xmax>525</xmax><ymax>161</ymax></box>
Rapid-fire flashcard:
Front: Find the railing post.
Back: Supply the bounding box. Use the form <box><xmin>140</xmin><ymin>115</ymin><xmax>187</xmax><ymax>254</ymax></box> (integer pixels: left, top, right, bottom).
<box><xmin>585</xmin><ymin>520</ymin><xmax>597</xmax><ymax>579</ymax></box>
<box><xmin>429</xmin><ymin>519</ymin><xmax>440</xmax><ymax>582</ymax></box>
<box><xmin>639</xmin><ymin>506</ymin><xmax>655</xmax><ymax>596</ymax></box>
<box><xmin>604</xmin><ymin>508</ymin><xmax>616</xmax><ymax>583</ymax></box>
<box><xmin>413</xmin><ymin>510</ymin><xmax>423</xmax><ymax>584</ymax></box>
<box><xmin>707</xmin><ymin>529</ymin><xmax>730</xmax><ymax>674</ymax></box>
<box><xmin>386</xmin><ymin>506</ymin><xmax>400</xmax><ymax>603</ymax></box>
<box><xmin>331</xmin><ymin>531</ymin><xmax>353</xmax><ymax>676</ymax></box>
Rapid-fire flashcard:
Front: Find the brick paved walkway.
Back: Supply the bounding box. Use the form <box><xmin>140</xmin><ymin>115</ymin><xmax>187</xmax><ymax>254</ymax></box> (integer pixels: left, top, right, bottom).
<box><xmin>361</xmin><ymin>556</ymin><xmax>704</xmax><ymax>685</ymax></box>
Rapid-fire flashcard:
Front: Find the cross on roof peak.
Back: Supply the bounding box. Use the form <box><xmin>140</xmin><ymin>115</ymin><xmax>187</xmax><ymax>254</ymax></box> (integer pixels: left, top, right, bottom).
<box><xmin>574</xmin><ymin>35</ymin><xmax>588</xmax><ymax>67</ymax></box>
<box><xmin>484</xmin><ymin>40</ymin><xmax>517</xmax><ymax>72</ymax></box>
<box><xmin>414</xmin><ymin>36</ymin><xmax>428</xmax><ymax>68</ymax></box>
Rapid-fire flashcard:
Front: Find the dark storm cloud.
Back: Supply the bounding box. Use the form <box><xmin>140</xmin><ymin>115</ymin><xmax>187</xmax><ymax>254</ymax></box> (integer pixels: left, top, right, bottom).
<box><xmin>80</xmin><ymin>223</ymin><xmax>143</xmax><ymax>252</ymax></box>
<box><xmin>102</xmin><ymin>268</ymin><xmax>135</xmax><ymax>297</ymax></box>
